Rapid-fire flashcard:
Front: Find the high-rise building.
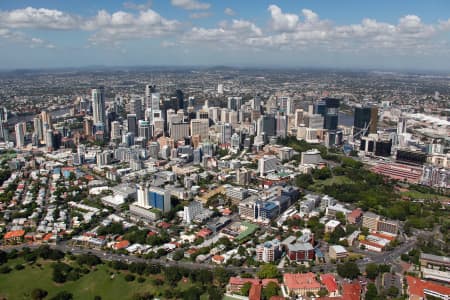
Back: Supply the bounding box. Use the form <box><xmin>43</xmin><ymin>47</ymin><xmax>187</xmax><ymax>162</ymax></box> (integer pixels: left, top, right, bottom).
<box><xmin>217</xmin><ymin>123</ymin><xmax>232</xmax><ymax>144</ymax></box>
<box><xmin>315</xmin><ymin>98</ymin><xmax>340</xmax><ymax>131</ymax></box>
<box><xmin>354</xmin><ymin>106</ymin><xmax>378</xmax><ymax>137</ymax></box>
<box><xmin>15</xmin><ymin>122</ymin><xmax>26</xmax><ymax>148</ymax></box>
<box><xmin>227</xmin><ymin>97</ymin><xmax>242</xmax><ymax>111</ymax></box>
<box><xmin>40</xmin><ymin>110</ymin><xmax>52</xmax><ymax>128</ymax></box>
<box><xmin>175</xmin><ymin>89</ymin><xmax>184</xmax><ymax>110</ymax></box>
<box><xmin>127</xmin><ymin>114</ymin><xmax>138</xmax><ymax>136</ymax></box>
<box><xmin>136</xmin><ymin>185</ymin><xmax>171</xmax><ymax>213</ymax></box>
<box><xmin>145</xmin><ymin>84</ymin><xmax>156</xmax><ymax>109</ymax></box>
<box><xmin>92</xmin><ymin>87</ymin><xmax>106</xmax><ymax>127</ymax></box>
<box><xmin>129</xmin><ymin>97</ymin><xmax>143</xmax><ymax>121</ymax></box>
<box><xmin>217</xmin><ymin>83</ymin><xmax>224</xmax><ymax>95</ymax></box>
<box><xmin>190</xmin><ymin>119</ymin><xmax>209</xmax><ymax>141</ymax></box>
<box><xmin>45</xmin><ymin>129</ymin><xmax>53</xmax><ymax>150</ymax></box>
<box><xmin>258</xmin><ymin>155</ymin><xmax>279</xmax><ymax>177</ymax></box>
<box><xmin>170</xmin><ymin>122</ymin><xmax>190</xmax><ymax>141</ymax></box>
<box><xmin>294</xmin><ymin>109</ymin><xmax>305</xmax><ymax>127</ymax></box>
<box><xmin>33</xmin><ymin>116</ymin><xmax>43</xmax><ymax>141</ymax></box>
<box><xmin>0</xmin><ymin>107</ymin><xmax>7</xmax><ymax>141</ymax></box>
<box><xmin>257</xmin><ymin>114</ymin><xmax>276</xmax><ymax>137</ymax></box>
<box><xmin>276</xmin><ymin>113</ymin><xmax>287</xmax><ymax>138</ymax></box>
<box><xmin>138</xmin><ymin>120</ymin><xmax>151</xmax><ymax>142</ymax></box>
<box><xmin>110</xmin><ymin>121</ymin><xmax>121</xmax><ymax>140</ymax></box>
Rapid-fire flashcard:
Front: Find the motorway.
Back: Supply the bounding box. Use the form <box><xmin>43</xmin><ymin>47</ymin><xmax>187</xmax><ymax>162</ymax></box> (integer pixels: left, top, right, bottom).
<box><xmin>0</xmin><ymin>237</ymin><xmax>417</xmax><ymax>275</ymax></box>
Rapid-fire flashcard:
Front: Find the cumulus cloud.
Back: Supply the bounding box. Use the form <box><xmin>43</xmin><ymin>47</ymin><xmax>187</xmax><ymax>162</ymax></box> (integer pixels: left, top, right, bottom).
<box><xmin>123</xmin><ymin>0</ymin><xmax>153</xmax><ymax>11</ymax></box>
<box><xmin>224</xmin><ymin>8</ymin><xmax>236</xmax><ymax>16</ymax></box>
<box><xmin>0</xmin><ymin>7</ymin><xmax>81</xmax><ymax>30</ymax></box>
<box><xmin>171</xmin><ymin>0</ymin><xmax>210</xmax><ymax>10</ymax></box>
<box><xmin>268</xmin><ymin>5</ymin><xmax>299</xmax><ymax>32</ymax></box>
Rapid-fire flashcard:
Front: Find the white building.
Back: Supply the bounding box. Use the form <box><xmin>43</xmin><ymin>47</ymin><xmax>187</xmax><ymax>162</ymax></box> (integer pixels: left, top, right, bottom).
<box><xmin>258</xmin><ymin>155</ymin><xmax>279</xmax><ymax>177</ymax></box>
<box><xmin>15</xmin><ymin>122</ymin><xmax>26</xmax><ymax>148</ymax></box>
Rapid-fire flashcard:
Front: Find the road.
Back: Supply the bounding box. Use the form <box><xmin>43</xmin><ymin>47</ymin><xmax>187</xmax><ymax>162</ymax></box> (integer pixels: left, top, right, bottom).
<box><xmin>1</xmin><ymin>237</ymin><xmax>417</xmax><ymax>274</ymax></box>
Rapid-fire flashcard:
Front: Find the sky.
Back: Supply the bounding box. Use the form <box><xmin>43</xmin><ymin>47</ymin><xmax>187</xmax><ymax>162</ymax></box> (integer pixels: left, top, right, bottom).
<box><xmin>0</xmin><ymin>0</ymin><xmax>450</xmax><ymax>70</ymax></box>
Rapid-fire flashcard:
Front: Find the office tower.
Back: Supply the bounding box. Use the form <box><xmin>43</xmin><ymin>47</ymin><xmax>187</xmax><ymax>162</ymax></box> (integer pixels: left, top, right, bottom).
<box><xmin>231</xmin><ymin>133</ymin><xmax>240</xmax><ymax>150</ymax></box>
<box><xmin>196</xmin><ymin>109</ymin><xmax>209</xmax><ymax>120</ymax></box>
<box><xmin>258</xmin><ymin>155</ymin><xmax>279</xmax><ymax>177</ymax></box>
<box><xmin>138</xmin><ymin>120</ymin><xmax>151</xmax><ymax>142</ymax></box>
<box><xmin>92</xmin><ymin>87</ymin><xmax>106</xmax><ymax>125</ymax></box>
<box><xmin>253</xmin><ymin>95</ymin><xmax>261</xmax><ymax>110</ymax></box>
<box><xmin>397</xmin><ymin>117</ymin><xmax>407</xmax><ymax>135</ymax></box>
<box><xmin>316</xmin><ymin>98</ymin><xmax>340</xmax><ymax>131</ymax></box>
<box><xmin>190</xmin><ymin>119</ymin><xmax>209</xmax><ymax>141</ymax></box>
<box><xmin>294</xmin><ymin>109</ymin><xmax>305</xmax><ymax>127</ymax></box>
<box><xmin>257</xmin><ymin>114</ymin><xmax>276</xmax><ymax>137</ymax></box>
<box><xmin>33</xmin><ymin>116</ymin><xmax>43</xmax><ymax>141</ymax></box>
<box><xmin>170</xmin><ymin>122</ymin><xmax>190</xmax><ymax>141</ymax></box>
<box><xmin>354</xmin><ymin>106</ymin><xmax>378</xmax><ymax>137</ymax></box>
<box><xmin>127</xmin><ymin>114</ymin><xmax>138</xmax><ymax>136</ymax></box>
<box><xmin>276</xmin><ymin>113</ymin><xmax>287</xmax><ymax>138</ymax></box>
<box><xmin>83</xmin><ymin>118</ymin><xmax>93</xmax><ymax>136</ymax></box>
<box><xmin>217</xmin><ymin>123</ymin><xmax>232</xmax><ymax>144</ymax></box>
<box><xmin>0</xmin><ymin>107</ymin><xmax>7</xmax><ymax>141</ymax></box>
<box><xmin>40</xmin><ymin>110</ymin><xmax>52</xmax><ymax>128</ymax></box>
<box><xmin>15</xmin><ymin>122</ymin><xmax>26</xmax><ymax>148</ymax></box>
<box><xmin>220</xmin><ymin>108</ymin><xmax>229</xmax><ymax>123</ymax></box>
<box><xmin>137</xmin><ymin>185</ymin><xmax>171</xmax><ymax>213</ymax></box>
<box><xmin>175</xmin><ymin>89</ymin><xmax>184</xmax><ymax>110</ymax></box>
<box><xmin>227</xmin><ymin>97</ymin><xmax>242</xmax><ymax>111</ymax></box>
<box><xmin>228</xmin><ymin>110</ymin><xmax>239</xmax><ymax>127</ymax></box>
<box><xmin>45</xmin><ymin>129</ymin><xmax>53</xmax><ymax>150</ymax></box>
<box><xmin>110</xmin><ymin>121</ymin><xmax>121</xmax><ymax>140</ymax></box>
<box><xmin>279</xmin><ymin>96</ymin><xmax>293</xmax><ymax>115</ymax></box>
<box><xmin>145</xmin><ymin>84</ymin><xmax>156</xmax><ymax>109</ymax></box>
<box><xmin>306</xmin><ymin>114</ymin><xmax>324</xmax><ymax>129</ymax></box>
<box><xmin>129</xmin><ymin>97</ymin><xmax>143</xmax><ymax>121</ymax></box>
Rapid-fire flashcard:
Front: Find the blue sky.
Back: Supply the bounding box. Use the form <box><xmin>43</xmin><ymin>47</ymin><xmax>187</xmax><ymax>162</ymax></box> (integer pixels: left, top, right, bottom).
<box><xmin>0</xmin><ymin>0</ymin><xmax>449</xmax><ymax>70</ymax></box>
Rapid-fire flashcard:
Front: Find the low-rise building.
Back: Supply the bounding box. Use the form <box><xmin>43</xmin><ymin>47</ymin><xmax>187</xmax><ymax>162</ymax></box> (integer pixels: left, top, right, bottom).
<box><xmin>283</xmin><ymin>273</ymin><xmax>321</xmax><ymax>296</ymax></box>
<box><xmin>329</xmin><ymin>245</ymin><xmax>348</xmax><ymax>261</ymax></box>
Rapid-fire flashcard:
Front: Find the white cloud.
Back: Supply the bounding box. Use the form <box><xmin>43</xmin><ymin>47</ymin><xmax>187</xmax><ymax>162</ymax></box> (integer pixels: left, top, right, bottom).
<box><xmin>171</xmin><ymin>0</ymin><xmax>210</xmax><ymax>10</ymax></box>
<box><xmin>439</xmin><ymin>19</ymin><xmax>450</xmax><ymax>31</ymax></box>
<box><xmin>268</xmin><ymin>5</ymin><xmax>299</xmax><ymax>32</ymax></box>
<box><xmin>224</xmin><ymin>8</ymin><xmax>235</xmax><ymax>16</ymax></box>
<box><xmin>189</xmin><ymin>12</ymin><xmax>212</xmax><ymax>19</ymax></box>
<box><xmin>0</xmin><ymin>7</ymin><xmax>81</xmax><ymax>30</ymax></box>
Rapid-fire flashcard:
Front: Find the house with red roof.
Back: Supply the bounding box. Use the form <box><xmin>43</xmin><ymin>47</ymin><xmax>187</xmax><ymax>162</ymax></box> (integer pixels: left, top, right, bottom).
<box><xmin>3</xmin><ymin>229</ymin><xmax>25</xmax><ymax>244</ymax></box>
<box><xmin>113</xmin><ymin>240</ymin><xmax>130</xmax><ymax>250</ymax></box>
<box><xmin>283</xmin><ymin>273</ymin><xmax>321</xmax><ymax>296</ymax></box>
<box><xmin>341</xmin><ymin>281</ymin><xmax>361</xmax><ymax>300</ymax></box>
<box><xmin>347</xmin><ymin>208</ymin><xmax>363</xmax><ymax>224</ymax></box>
<box><xmin>197</xmin><ymin>228</ymin><xmax>212</xmax><ymax>239</ymax></box>
<box><xmin>227</xmin><ymin>277</ymin><xmax>279</xmax><ymax>294</ymax></box>
<box><xmin>249</xmin><ymin>283</ymin><xmax>262</xmax><ymax>300</ymax></box>
<box><xmin>406</xmin><ymin>276</ymin><xmax>450</xmax><ymax>300</ymax></box>
<box><xmin>320</xmin><ymin>274</ymin><xmax>339</xmax><ymax>297</ymax></box>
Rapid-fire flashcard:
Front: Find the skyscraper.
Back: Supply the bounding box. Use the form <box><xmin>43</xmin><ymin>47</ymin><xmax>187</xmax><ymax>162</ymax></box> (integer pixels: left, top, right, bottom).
<box><xmin>354</xmin><ymin>106</ymin><xmax>378</xmax><ymax>137</ymax></box>
<box><xmin>92</xmin><ymin>87</ymin><xmax>106</xmax><ymax>125</ymax></box>
<box><xmin>129</xmin><ymin>97</ymin><xmax>143</xmax><ymax>121</ymax></box>
<box><xmin>316</xmin><ymin>98</ymin><xmax>340</xmax><ymax>131</ymax></box>
<box><xmin>190</xmin><ymin>119</ymin><xmax>209</xmax><ymax>141</ymax></box>
<box><xmin>138</xmin><ymin>120</ymin><xmax>151</xmax><ymax>143</ymax></box>
<box><xmin>145</xmin><ymin>84</ymin><xmax>156</xmax><ymax>109</ymax></box>
<box><xmin>127</xmin><ymin>114</ymin><xmax>138</xmax><ymax>136</ymax></box>
<box><xmin>110</xmin><ymin>121</ymin><xmax>121</xmax><ymax>140</ymax></box>
<box><xmin>33</xmin><ymin>116</ymin><xmax>43</xmax><ymax>141</ymax></box>
<box><xmin>15</xmin><ymin>122</ymin><xmax>26</xmax><ymax>148</ymax></box>
<box><xmin>175</xmin><ymin>89</ymin><xmax>184</xmax><ymax>110</ymax></box>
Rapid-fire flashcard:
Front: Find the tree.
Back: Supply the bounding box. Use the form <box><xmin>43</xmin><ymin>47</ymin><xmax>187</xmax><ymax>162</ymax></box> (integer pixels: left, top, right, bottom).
<box><xmin>257</xmin><ymin>264</ymin><xmax>280</xmax><ymax>279</ymax></box>
<box><xmin>262</xmin><ymin>282</ymin><xmax>280</xmax><ymax>300</ymax></box>
<box><xmin>365</xmin><ymin>283</ymin><xmax>379</xmax><ymax>300</ymax></box>
<box><xmin>172</xmin><ymin>249</ymin><xmax>184</xmax><ymax>261</ymax></box>
<box><xmin>214</xmin><ymin>267</ymin><xmax>231</xmax><ymax>286</ymax></box>
<box><xmin>0</xmin><ymin>250</ymin><xmax>7</xmax><ymax>265</ymax></box>
<box><xmin>50</xmin><ymin>291</ymin><xmax>73</xmax><ymax>300</ymax></box>
<box><xmin>295</xmin><ymin>174</ymin><xmax>313</xmax><ymax>189</ymax></box>
<box><xmin>164</xmin><ymin>266</ymin><xmax>182</xmax><ymax>286</ymax></box>
<box><xmin>387</xmin><ymin>286</ymin><xmax>399</xmax><ymax>298</ymax></box>
<box><xmin>125</xmin><ymin>274</ymin><xmax>136</xmax><ymax>282</ymax></box>
<box><xmin>318</xmin><ymin>288</ymin><xmax>328</xmax><ymax>297</ymax></box>
<box><xmin>365</xmin><ymin>263</ymin><xmax>380</xmax><ymax>280</ymax></box>
<box><xmin>240</xmin><ymin>282</ymin><xmax>252</xmax><ymax>296</ymax></box>
<box><xmin>31</xmin><ymin>288</ymin><xmax>48</xmax><ymax>300</ymax></box>
<box><xmin>207</xmin><ymin>286</ymin><xmax>223</xmax><ymax>300</ymax></box>
<box><xmin>337</xmin><ymin>261</ymin><xmax>360</xmax><ymax>279</ymax></box>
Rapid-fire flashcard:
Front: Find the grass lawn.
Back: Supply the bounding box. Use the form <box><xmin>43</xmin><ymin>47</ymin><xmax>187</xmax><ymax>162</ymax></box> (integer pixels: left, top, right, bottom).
<box><xmin>401</xmin><ymin>190</ymin><xmax>449</xmax><ymax>201</ymax></box>
<box><xmin>311</xmin><ymin>175</ymin><xmax>353</xmax><ymax>191</ymax></box>
<box><xmin>0</xmin><ymin>258</ymin><xmax>160</xmax><ymax>300</ymax></box>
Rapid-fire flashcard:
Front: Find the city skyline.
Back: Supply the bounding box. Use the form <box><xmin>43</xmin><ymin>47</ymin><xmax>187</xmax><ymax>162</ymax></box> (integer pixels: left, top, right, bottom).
<box><xmin>0</xmin><ymin>0</ymin><xmax>450</xmax><ymax>71</ymax></box>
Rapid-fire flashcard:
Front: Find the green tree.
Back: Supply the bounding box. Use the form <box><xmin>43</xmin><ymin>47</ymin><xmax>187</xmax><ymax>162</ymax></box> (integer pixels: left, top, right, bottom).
<box><xmin>257</xmin><ymin>264</ymin><xmax>280</xmax><ymax>279</ymax></box>
<box><xmin>365</xmin><ymin>283</ymin><xmax>380</xmax><ymax>300</ymax></box>
<box><xmin>365</xmin><ymin>263</ymin><xmax>380</xmax><ymax>280</ymax></box>
<box><xmin>50</xmin><ymin>291</ymin><xmax>73</xmax><ymax>300</ymax></box>
<box><xmin>337</xmin><ymin>261</ymin><xmax>360</xmax><ymax>279</ymax></box>
<box><xmin>387</xmin><ymin>286</ymin><xmax>399</xmax><ymax>298</ymax></box>
<box><xmin>262</xmin><ymin>282</ymin><xmax>280</xmax><ymax>300</ymax></box>
<box><xmin>208</xmin><ymin>286</ymin><xmax>223</xmax><ymax>300</ymax></box>
<box><xmin>31</xmin><ymin>288</ymin><xmax>48</xmax><ymax>300</ymax></box>
<box><xmin>240</xmin><ymin>282</ymin><xmax>252</xmax><ymax>296</ymax></box>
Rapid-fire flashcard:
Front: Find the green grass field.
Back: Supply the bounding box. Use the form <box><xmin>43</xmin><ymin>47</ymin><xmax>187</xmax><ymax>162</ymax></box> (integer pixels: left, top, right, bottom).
<box><xmin>0</xmin><ymin>258</ymin><xmax>166</xmax><ymax>300</ymax></box>
<box><xmin>401</xmin><ymin>190</ymin><xmax>449</xmax><ymax>201</ymax></box>
<box><xmin>311</xmin><ymin>175</ymin><xmax>354</xmax><ymax>191</ymax></box>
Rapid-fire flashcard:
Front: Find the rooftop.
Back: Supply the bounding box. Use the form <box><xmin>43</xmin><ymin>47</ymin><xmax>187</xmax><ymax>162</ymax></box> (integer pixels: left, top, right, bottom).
<box><xmin>283</xmin><ymin>273</ymin><xmax>320</xmax><ymax>290</ymax></box>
